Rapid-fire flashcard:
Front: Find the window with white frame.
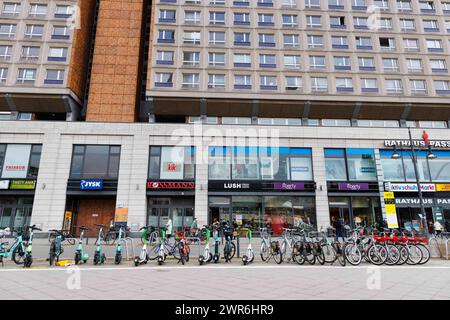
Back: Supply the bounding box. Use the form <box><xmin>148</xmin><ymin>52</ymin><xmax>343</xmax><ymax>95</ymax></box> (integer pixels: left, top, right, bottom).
<box><xmin>397</xmin><ymin>0</ymin><xmax>412</xmax><ymax>10</ymax></box>
<box><xmin>309</xmin><ymin>55</ymin><xmax>326</xmax><ymax>69</ymax></box>
<box><xmin>426</xmin><ymin>39</ymin><xmax>442</xmax><ymax>49</ymax></box>
<box><xmin>423</xmin><ymin>20</ymin><xmax>438</xmax><ymax>30</ymax></box>
<box><xmin>403</xmin><ymin>38</ymin><xmax>419</xmax><ymax>51</ymax></box>
<box><xmin>234</xmin><ymin>13</ymin><xmax>250</xmax><ymax>24</ymax></box>
<box><xmin>329</xmin><ymin>0</ymin><xmax>344</xmax><ymax>6</ymax></box>
<box><xmin>361</xmin><ymin>78</ymin><xmax>378</xmax><ymax>89</ymax></box>
<box><xmin>182</xmin><ymin>73</ymin><xmax>200</xmax><ymax>88</ymax></box>
<box><xmin>234</xmin><ymin>53</ymin><xmax>251</xmax><ymax>65</ymax></box>
<box><xmin>48</xmin><ymin>47</ymin><xmax>68</xmax><ymax>60</ymax></box>
<box><xmin>157</xmin><ymin>50</ymin><xmax>174</xmax><ymax>63</ymax></box>
<box><xmin>334</xmin><ymin>56</ymin><xmax>350</xmax><ymax>69</ymax></box>
<box><xmin>336</xmin><ymin>77</ymin><xmax>353</xmax><ymax>90</ymax></box>
<box><xmin>45</xmin><ymin>69</ymin><xmax>65</xmax><ymax>83</ymax></box>
<box><xmin>419</xmin><ymin>121</ymin><xmax>447</xmax><ymax>128</ymax></box>
<box><xmin>430</xmin><ymin>59</ymin><xmax>447</xmax><ymax>70</ymax></box>
<box><xmin>382</xmin><ymin>58</ymin><xmax>400</xmax><ymax>71</ymax></box>
<box><xmin>0</xmin><ymin>24</ymin><xmax>16</xmax><ymax>38</ymax></box>
<box><xmin>159</xmin><ymin>9</ymin><xmax>176</xmax><ymax>21</ymax></box>
<box><xmin>0</xmin><ymin>45</ymin><xmax>12</xmax><ymax>60</ymax></box>
<box><xmin>283</xmin><ymin>34</ymin><xmax>299</xmax><ymax>47</ymax></box>
<box><xmin>55</xmin><ymin>5</ymin><xmax>72</xmax><ymax>16</ymax></box>
<box><xmin>322</xmin><ymin>119</ymin><xmax>351</xmax><ymax>126</ymax></box>
<box><xmin>29</xmin><ymin>4</ymin><xmax>47</xmax><ymax>16</ymax></box>
<box><xmin>0</xmin><ymin>67</ymin><xmax>7</xmax><ymax>84</ymax></box>
<box><xmin>25</xmin><ymin>25</ymin><xmax>44</xmax><ymax>38</ymax></box>
<box><xmin>284</xmin><ymin>55</ymin><xmax>301</xmax><ymax>69</ymax></box>
<box><xmin>209</xmin><ymin>31</ymin><xmax>225</xmax><ymax>44</ymax></box>
<box><xmin>406</xmin><ymin>59</ymin><xmax>423</xmax><ymax>72</ymax></box>
<box><xmin>353</xmin><ymin>17</ymin><xmax>368</xmax><ymax>28</ymax></box>
<box><xmin>356</xmin><ymin>36</ymin><xmax>371</xmax><ymax>47</ymax></box>
<box><xmin>311</xmin><ymin>77</ymin><xmax>327</xmax><ymax>91</ymax></box>
<box><xmin>2</xmin><ymin>2</ymin><xmax>20</xmax><ymax>16</ymax></box>
<box><xmin>209</xmin><ymin>12</ymin><xmax>225</xmax><ymax>24</ymax></box>
<box><xmin>305</xmin><ymin>0</ymin><xmax>321</xmax><ymax>8</ymax></box>
<box><xmin>332</xmin><ymin>36</ymin><xmax>348</xmax><ymax>47</ymax></box>
<box><xmin>400</xmin><ymin>19</ymin><xmax>415</xmax><ymax>31</ymax></box>
<box><xmin>53</xmin><ymin>26</ymin><xmax>69</xmax><ymax>37</ymax></box>
<box><xmin>285</xmin><ymin>76</ymin><xmax>302</xmax><ymax>90</ymax></box>
<box><xmin>409</xmin><ymin>79</ymin><xmax>427</xmax><ymax>93</ymax></box>
<box><xmin>379</xmin><ymin>37</ymin><xmax>395</xmax><ymax>50</ymax></box>
<box><xmin>155</xmin><ymin>72</ymin><xmax>173</xmax><ymax>84</ymax></box>
<box><xmin>259</xmin><ymin>33</ymin><xmax>275</xmax><ymax>45</ymax></box>
<box><xmin>260</xmin><ymin>75</ymin><xmax>277</xmax><ymax>87</ymax></box>
<box><xmin>208</xmin><ymin>52</ymin><xmax>225</xmax><ymax>66</ymax></box>
<box><xmin>17</xmin><ymin>68</ymin><xmax>36</xmax><ymax>84</ymax></box>
<box><xmin>234</xmin><ymin>75</ymin><xmax>251</xmax><ymax>86</ymax></box>
<box><xmin>184</xmin><ymin>11</ymin><xmax>201</xmax><ymax>24</ymax></box>
<box><xmin>306</xmin><ymin>15</ymin><xmax>321</xmax><ymax>27</ymax></box>
<box><xmin>374</xmin><ymin>0</ymin><xmax>389</xmax><ymax>9</ymax></box>
<box><xmin>258</xmin><ymin>14</ymin><xmax>274</xmax><ymax>24</ymax></box>
<box><xmin>358</xmin><ymin>57</ymin><xmax>375</xmax><ymax>68</ymax></box>
<box><xmin>158</xmin><ymin>29</ymin><xmax>175</xmax><ymax>41</ymax></box>
<box><xmin>385</xmin><ymin>79</ymin><xmax>403</xmax><ymax>93</ymax></box>
<box><xmin>21</xmin><ymin>46</ymin><xmax>40</xmax><ymax>60</ymax></box>
<box><xmin>353</xmin><ymin>0</ymin><xmax>366</xmax><ymax>7</ymax></box>
<box><xmin>379</xmin><ymin>18</ymin><xmax>392</xmax><ymax>29</ymax></box>
<box><xmin>184</xmin><ymin>31</ymin><xmax>201</xmax><ymax>44</ymax></box>
<box><xmin>234</xmin><ymin>32</ymin><xmax>251</xmax><ymax>44</ymax></box>
<box><xmin>222</xmin><ymin>117</ymin><xmax>252</xmax><ymax>125</ymax></box>
<box><xmin>443</xmin><ymin>2</ymin><xmax>450</xmax><ymax>11</ymax></box>
<box><xmin>282</xmin><ymin>0</ymin><xmax>297</xmax><ymax>7</ymax></box>
<box><xmin>282</xmin><ymin>14</ymin><xmax>298</xmax><ymax>27</ymax></box>
<box><xmin>419</xmin><ymin>1</ymin><xmax>434</xmax><ymax>11</ymax></box>
<box><xmin>434</xmin><ymin>80</ymin><xmax>450</xmax><ymax>92</ymax></box>
<box><xmin>307</xmin><ymin>35</ymin><xmax>323</xmax><ymax>48</ymax></box>
<box><xmin>183</xmin><ymin>51</ymin><xmax>200</xmax><ymax>66</ymax></box>
<box><xmin>259</xmin><ymin>54</ymin><xmax>276</xmax><ymax>66</ymax></box>
<box><xmin>208</xmin><ymin>74</ymin><xmax>225</xmax><ymax>88</ymax></box>
<box><xmin>358</xmin><ymin>120</ymin><xmax>399</xmax><ymax>127</ymax></box>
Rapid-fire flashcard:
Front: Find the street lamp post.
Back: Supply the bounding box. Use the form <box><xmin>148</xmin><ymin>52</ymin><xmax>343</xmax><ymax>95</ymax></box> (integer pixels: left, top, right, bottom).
<box><xmin>392</xmin><ymin>128</ymin><xmax>436</xmax><ymax>236</ymax></box>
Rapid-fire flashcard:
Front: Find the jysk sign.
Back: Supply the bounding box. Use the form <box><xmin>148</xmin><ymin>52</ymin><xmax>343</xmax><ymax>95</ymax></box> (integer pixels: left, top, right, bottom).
<box><xmin>9</xmin><ymin>180</ymin><xmax>36</xmax><ymax>190</ymax></box>
<box><xmin>80</xmin><ymin>179</ymin><xmax>103</xmax><ymax>190</ymax></box>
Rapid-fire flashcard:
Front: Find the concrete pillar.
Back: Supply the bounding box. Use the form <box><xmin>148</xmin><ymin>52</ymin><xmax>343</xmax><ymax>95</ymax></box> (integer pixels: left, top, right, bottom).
<box><xmin>31</xmin><ymin>132</ymin><xmax>71</xmax><ymax>231</ymax></box>
<box><xmin>374</xmin><ymin>149</ymin><xmax>387</xmax><ymax>219</ymax></box>
<box><xmin>312</xmin><ymin>146</ymin><xmax>330</xmax><ymax>229</ymax></box>
<box><xmin>115</xmin><ymin>136</ymin><xmax>148</xmax><ymax>232</ymax></box>
<box><xmin>194</xmin><ymin>132</ymin><xmax>209</xmax><ymax>226</ymax></box>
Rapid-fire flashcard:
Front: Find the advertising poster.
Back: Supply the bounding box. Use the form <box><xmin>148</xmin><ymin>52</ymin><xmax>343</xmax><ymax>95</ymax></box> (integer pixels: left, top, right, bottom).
<box><xmin>160</xmin><ymin>147</ymin><xmax>184</xmax><ymax>180</ymax></box>
<box><xmin>384</xmin><ymin>192</ymin><xmax>399</xmax><ymax>228</ymax></box>
<box><xmin>1</xmin><ymin>144</ymin><xmax>31</xmax><ymax>179</ymax></box>
<box><xmin>114</xmin><ymin>207</ymin><xmax>129</xmax><ymax>228</ymax></box>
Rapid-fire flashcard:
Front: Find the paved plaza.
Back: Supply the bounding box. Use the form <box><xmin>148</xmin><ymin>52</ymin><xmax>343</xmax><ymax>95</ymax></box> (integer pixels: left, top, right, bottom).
<box><xmin>0</xmin><ymin>258</ymin><xmax>449</xmax><ymax>300</ymax></box>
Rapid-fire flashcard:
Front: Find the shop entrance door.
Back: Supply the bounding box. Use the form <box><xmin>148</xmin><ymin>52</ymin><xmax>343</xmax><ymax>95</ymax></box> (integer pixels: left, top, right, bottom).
<box><xmin>209</xmin><ymin>206</ymin><xmax>231</xmax><ymax>226</ymax></box>
<box><xmin>329</xmin><ymin>197</ymin><xmax>353</xmax><ymax>228</ymax></box>
<box><xmin>148</xmin><ymin>206</ymin><xmax>195</xmax><ymax>232</ymax></box>
<box><xmin>0</xmin><ymin>206</ymin><xmax>33</xmax><ymax>230</ymax></box>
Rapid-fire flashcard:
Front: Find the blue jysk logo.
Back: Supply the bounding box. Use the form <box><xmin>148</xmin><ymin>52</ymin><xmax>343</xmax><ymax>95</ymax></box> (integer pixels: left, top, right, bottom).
<box><xmin>80</xmin><ymin>179</ymin><xmax>103</xmax><ymax>190</ymax></box>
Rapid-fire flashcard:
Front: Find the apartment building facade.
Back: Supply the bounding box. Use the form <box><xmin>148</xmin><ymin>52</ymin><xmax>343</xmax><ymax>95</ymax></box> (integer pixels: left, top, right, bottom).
<box><xmin>1</xmin><ymin>0</ymin><xmax>450</xmax><ymax>235</ymax></box>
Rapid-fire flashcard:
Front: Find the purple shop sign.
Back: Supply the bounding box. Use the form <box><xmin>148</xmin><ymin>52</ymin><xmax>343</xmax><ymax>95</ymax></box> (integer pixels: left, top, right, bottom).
<box><xmin>338</xmin><ymin>182</ymin><xmax>369</xmax><ymax>191</ymax></box>
<box><xmin>274</xmin><ymin>182</ymin><xmax>305</xmax><ymax>191</ymax></box>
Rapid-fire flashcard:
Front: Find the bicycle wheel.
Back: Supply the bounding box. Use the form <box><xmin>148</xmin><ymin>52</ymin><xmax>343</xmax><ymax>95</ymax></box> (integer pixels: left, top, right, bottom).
<box><xmin>396</xmin><ymin>245</ymin><xmax>409</xmax><ymax>265</ymax></box>
<box><xmin>273</xmin><ymin>248</ymin><xmax>283</xmax><ymax>264</ymax></box>
<box><xmin>315</xmin><ymin>244</ymin><xmax>325</xmax><ymax>265</ymax></box>
<box><xmin>385</xmin><ymin>244</ymin><xmax>400</xmax><ymax>265</ymax></box>
<box><xmin>344</xmin><ymin>243</ymin><xmax>362</xmax><ymax>266</ymax></box>
<box><xmin>148</xmin><ymin>243</ymin><xmax>160</xmax><ymax>260</ymax></box>
<box><xmin>260</xmin><ymin>242</ymin><xmax>270</xmax><ymax>262</ymax></box>
<box><xmin>172</xmin><ymin>243</ymin><xmax>181</xmax><ymax>260</ymax></box>
<box><xmin>406</xmin><ymin>244</ymin><xmax>423</xmax><ymax>265</ymax></box>
<box><xmin>293</xmin><ymin>241</ymin><xmax>305</xmax><ymax>265</ymax></box>
<box><xmin>368</xmin><ymin>244</ymin><xmax>387</xmax><ymax>265</ymax></box>
<box><xmin>230</xmin><ymin>242</ymin><xmax>236</xmax><ymax>259</ymax></box>
<box><xmin>416</xmin><ymin>244</ymin><xmax>430</xmax><ymax>265</ymax></box>
<box><xmin>322</xmin><ymin>243</ymin><xmax>337</xmax><ymax>264</ymax></box>
<box><xmin>304</xmin><ymin>244</ymin><xmax>316</xmax><ymax>265</ymax></box>
<box><xmin>12</xmin><ymin>245</ymin><xmax>25</xmax><ymax>265</ymax></box>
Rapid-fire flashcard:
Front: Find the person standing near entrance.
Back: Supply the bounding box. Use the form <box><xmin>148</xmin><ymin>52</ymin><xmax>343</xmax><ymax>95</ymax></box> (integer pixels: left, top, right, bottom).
<box><xmin>434</xmin><ymin>221</ymin><xmax>443</xmax><ymax>235</ymax></box>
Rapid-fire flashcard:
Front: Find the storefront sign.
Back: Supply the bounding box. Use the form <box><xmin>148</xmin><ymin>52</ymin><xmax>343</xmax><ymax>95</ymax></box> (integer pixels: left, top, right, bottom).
<box><xmin>1</xmin><ymin>144</ymin><xmax>32</xmax><ymax>179</ymax></box>
<box><xmin>432</xmin><ymin>206</ymin><xmax>445</xmax><ymax>224</ymax></box>
<box><xmin>436</xmin><ymin>184</ymin><xmax>450</xmax><ymax>192</ymax></box>
<box><xmin>0</xmin><ymin>180</ymin><xmax>9</xmax><ymax>190</ymax></box>
<box><xmin>274</xmin><ymin>182</ymin><xmax>305</xmax><ymax>191</ymax></box>
<box><xmin>9</xmin><ymin>180</ymin><xmax>36</xmax><ymax>190</ymax></box>
<box><xmin>160</xmin><ymin>147</ymin><xmax>184</xmax><ymax>180</ymax></box>
<box><xmin>338</xmin><ymin>182</ymin><xmax>369</xmax><ymax>191</ymax></box>
<box><xmin>147</xmin><ymin>181</ymin><xmax>195</xmax><ymax>189</ymax></box>
<box><xmin>384</xmin><ymin>182</ymin><xmax>436</xmax><ymax>192</ymax></box>
<box><xmin>114</xmin><ymin>207</ymin><xmax>129</xmax><ymax>228</ymax></box>
<box><xmin>394</xmin><ymin>197</ymin><xmax>434</xmax><ymax>206</ymax></box>
<box><xmin>80</xmin><ymin>179</ymin><xmax>103</xmax><ymax>190</ymax></box>
<box><xmin>384</xmin><ymin>140</ymin><xmax>450</xmax><ymax>149</ymax></box>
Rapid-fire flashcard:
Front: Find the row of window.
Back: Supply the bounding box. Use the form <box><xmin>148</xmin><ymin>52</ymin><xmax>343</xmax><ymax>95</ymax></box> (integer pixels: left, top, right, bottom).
<box><xmin>1</xmin><ymin>2</ymin><xmax>74</xmax><ymax>19</ymax></box>
<box><xmin>0</xmin><ymin>67</ymin><xmax>65</xmax><ymax>85</ymax></box>
<box><xmin>157</xmin><ymin>30</ymin><xmax>450</xmax><ymax>53</ymax></box>
<box><xmin>0</xmin><ymin>23</ymin><xmax>71</xmax><ymax>40</ymax></box>
<box><xmin>158</xmin><ymin>9</ymin><xmax>450</xmax><ymax>33</ymax></box>
<box><xmin>159</xmin><ymin>0</ymin><xmax>450</xmax><ymax>13</ymax></box>
<box><xmin>156</xmin><ymin>51</ymin><xmax>449</xmax><ymax>74</ymax></box>
<box><xmin>0</xmin><ymin>45</ymin><xmax>68</xmax><ymax>62</ymax></box>
<box><xmin>153</xmin><ymin>72</ymin><xmax>450</xmax><ymax>94</ymax></box>
<box><xmin>188</xmin><ymin>116</ymin><xmax>449</xmax><ymax>129</ymax></box>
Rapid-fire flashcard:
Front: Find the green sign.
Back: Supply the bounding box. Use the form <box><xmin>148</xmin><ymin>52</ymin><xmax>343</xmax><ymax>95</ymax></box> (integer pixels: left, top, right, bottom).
<box><xmin>9</xmin><ymin>180</ymin><xmax>36</xmax><ymax>190</ymax></box>
<box><xmin>432</xmin><ymin>206</ymin><xmax>445</xmax><ymax>224</ymax></box>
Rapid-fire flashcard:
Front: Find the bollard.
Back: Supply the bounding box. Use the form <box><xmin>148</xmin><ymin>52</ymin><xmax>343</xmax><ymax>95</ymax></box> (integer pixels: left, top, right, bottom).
<box><xmin>237</xmin><ymin>233</ymin><xmax>240</xmax><ymax>258</ymax></box>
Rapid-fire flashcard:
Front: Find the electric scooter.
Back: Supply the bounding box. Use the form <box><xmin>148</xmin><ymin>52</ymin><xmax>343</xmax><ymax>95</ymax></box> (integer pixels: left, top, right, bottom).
<box><xmin>157</xmin><ymin>226</ymin><xmax>166</xmax><ymax>265</ymax></box>
<box><xmin>198</xmin><ymin>225</ymin><xmax>212</xmax><ymax>265</ymax></box>
<box><xmin>114</xmin><ymin>226</ymin><xmax>125</xmax><ymax>265</ymax></box>
<box><xmin>74</xmin><ymin>226</ymin><xmax>89</xmax><ymax>264</ymax></box>
<box><xmin>134</xmin><ymin>226</ymin><xmax>150</xmax><ymax>266</ymax></box>
<box><xmin>242</xmin><ymin>226</ymin><xmax>255</xmax><ymax>265</ymax></box>
<box><xmin>212</xmin><ymin>225</ymin><xmax>220</xmax><ymax>263</ymax></box>
<box><xmin>24</xmin><ymin>225</ymin><xmax>42</xmax><ymax>268</ymax></box>
<box><xmin>93</xmin><ymin>224</ymin><xmax>106</xmax><ymax>265</ymax></box>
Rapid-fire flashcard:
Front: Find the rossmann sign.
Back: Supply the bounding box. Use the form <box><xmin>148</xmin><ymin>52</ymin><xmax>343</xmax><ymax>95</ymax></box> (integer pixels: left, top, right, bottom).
<box><xmin>146</xmin><ymin>181</ymin><xmax>195</xmax><ymax>189</ymax></box>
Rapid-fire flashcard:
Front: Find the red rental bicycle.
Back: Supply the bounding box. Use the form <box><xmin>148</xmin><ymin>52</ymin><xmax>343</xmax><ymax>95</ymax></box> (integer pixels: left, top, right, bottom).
<box><xmin>175</xmin><ymin>230</ymin><xmax>190</xmax><ymax>265</ymax></box>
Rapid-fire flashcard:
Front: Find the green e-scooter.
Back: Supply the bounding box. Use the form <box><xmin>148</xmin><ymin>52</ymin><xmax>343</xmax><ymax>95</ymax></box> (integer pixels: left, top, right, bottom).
<box><xmin>134</xmin><ymin>226</ymin><xmax>150</xmax><ymax>266</ymax></box>
<box><xmin>198</xmin><ymin>225</ymin><xmax>212</xmax><ymax>265</ymax></box>
<box><xmin>114</xmin><ymin>226</ymin><xmax>125</xmax><ymax>265</ymax></box>
<box><xmin>93</xmin><ymin>224</ymin><xmax>106</xmax><ymax>265</ymax></box>
<box><xmin>74</xmin><ymin>226</ymin><xmax>89</xmax><ymax>264</ymax></box>
<box><xmin>212</xmin><ymin>225</ymin><xmax>220</xmax><ymax>263</ymax></box>
<box><xmin>242</xmin><ymin>227</ymin><xmax>255</xmax><ymax>265</ymax></box>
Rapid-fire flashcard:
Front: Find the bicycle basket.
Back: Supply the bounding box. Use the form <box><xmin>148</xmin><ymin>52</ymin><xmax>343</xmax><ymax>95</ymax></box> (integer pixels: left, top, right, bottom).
<box><xmin>270</xmin><ymin>241</ymin><xmax>279</xmax><ymax>253</ymax></box>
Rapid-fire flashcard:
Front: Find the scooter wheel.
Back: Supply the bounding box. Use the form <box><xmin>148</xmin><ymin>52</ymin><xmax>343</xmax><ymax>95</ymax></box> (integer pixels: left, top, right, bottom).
<box><xmin>74</xmin><ymin>253</ymin><xmax>80</xmax><ymax>265</ymax></box>
<box><xmin>242</xmin><ymin>255</ymin><xmax>248</xmax><ymax>265</ymax></box>
<box><xmin>198</xmin><ymin>255</ymin><xmax>204</xmax><ymax>265</ymax></box>
<box><xmin>101</xmin><ymin>253</ymin><xmax>106</xmax><ymax>264</ymax></box>
<box><xmin>115</xmin><ymin>254</ymin><xmax>122</xmax><ymax>265</ymax></box>
<box><xmin>24</xmin><ymin>256</ymin><xmax>33</xmax><ymax>268</ymax></box>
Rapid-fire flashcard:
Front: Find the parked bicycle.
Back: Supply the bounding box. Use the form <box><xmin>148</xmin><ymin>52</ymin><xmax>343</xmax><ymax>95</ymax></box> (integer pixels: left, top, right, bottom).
<box><xmin>48</xmin><ymin>229</ymin><xmax>70</xmax><ymax>266</ymax></box>
<box><xmin>0</xmin><ymin>227</ymin><xmax>27</xmax><ymax>266</ymax></box>
<box><xmin>259</xmin><ymin>227</ymin><xmax>282</xmax><ymax>264</ymax></box>
<box><xmin>222</xmin><ymin>221</ymin><xmax>235</xmax><ymax>263</ymax></box>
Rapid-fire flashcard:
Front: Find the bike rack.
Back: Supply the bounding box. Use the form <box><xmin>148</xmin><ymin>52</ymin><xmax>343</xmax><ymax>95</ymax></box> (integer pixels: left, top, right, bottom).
<box><xmin>123</xmin><ymin>237</ymin><xmax>135</xmax><ymax>261</ymax></box>
<box><xmin>446</xmin><ymin>239</ymin><xmax>450</xmax><ymax>260</ymax></box>
<box><xmin>428</xmin><ymin>237</ymin><xmax>442</xmax><ymax>258</ymax></box>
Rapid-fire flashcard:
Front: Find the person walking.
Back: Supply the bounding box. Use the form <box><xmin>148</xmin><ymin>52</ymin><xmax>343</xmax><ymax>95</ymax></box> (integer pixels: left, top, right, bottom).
<box><xmin>165</xmin><ymin>218</ymin><xmax>173</xmax><ymax>240</ymax></box>
<box><xmin>434</xmin><ymin>221</ymin><xmax>443</xmax><ymax>235</ymax></box>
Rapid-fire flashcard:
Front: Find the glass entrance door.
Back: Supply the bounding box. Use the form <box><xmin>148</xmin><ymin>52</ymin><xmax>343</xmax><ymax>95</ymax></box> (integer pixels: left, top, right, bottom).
<box><xmin>0</xmin><ymin>207</ymin><xmax>13</xmax><ymax>229</ymax></box>
<box><xmin>329</xmin><ymin>197</ymin><xmax>352</xmax><ymax>228</ymax></box>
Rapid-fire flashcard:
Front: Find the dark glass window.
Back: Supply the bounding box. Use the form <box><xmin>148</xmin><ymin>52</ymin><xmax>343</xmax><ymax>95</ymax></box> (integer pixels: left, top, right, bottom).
<box><xmin>70</xmin><ymin>145</ymin><xmax>121</xmax><ymax>179</ymax></box>
<box><xmin>0</xmin><ymin>144</ymin><xmax>5</xmax><ymax>176</ymax></box>
<box><xmin>27</xmin><ymin>145</ymin><xmax>42</xmax><ymax>178</ymax></box>
<box><xmin>148</xmin><ymin>146</ymin><xmax>196</xmax><ymax>180</ymax></box>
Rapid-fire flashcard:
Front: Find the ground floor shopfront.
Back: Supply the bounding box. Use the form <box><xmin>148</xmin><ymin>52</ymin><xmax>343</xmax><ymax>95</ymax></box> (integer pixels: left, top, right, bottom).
<box><xmin>1</xmin><ymin>121</ymin><xmax>450</xmax><ymax>233</ymax></box>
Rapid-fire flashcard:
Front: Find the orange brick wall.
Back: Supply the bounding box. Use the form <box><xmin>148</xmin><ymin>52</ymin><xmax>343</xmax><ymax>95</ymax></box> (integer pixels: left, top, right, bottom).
<box><xmin>67</xmin><ymin>0</ymin><xmax>96</xmax><ymax>102</ymax></box>
<box><xmin>86</xmin><ymin>0</ymin><xmax>145</xmax><ymax>122</ymax></box>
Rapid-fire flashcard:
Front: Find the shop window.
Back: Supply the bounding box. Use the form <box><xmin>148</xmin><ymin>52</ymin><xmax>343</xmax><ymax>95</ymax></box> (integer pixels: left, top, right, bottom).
<box><xmin>209</xmin><ymin>147</ymin><xmax>313</xmax><ymax>181</ymax></box>
<box><xmin>325</xmin><ymin>148</ymin><xmax>377</xmax><ymax>181</ymax></box>
<box><xmin>69</xmin><ymin>145</ymin><xmax>121</xmax><ymax>179</ymax></box>
<box><xmin>380</xmin><ymin>150</ymin><xmax>405</xmax><ymax>181</ymax></box>
<box><xmin>148</xmin><ymin>146</ymin><xmax>195</xmax><ymax>180</ymax></box>
<box><xmin>380</xmin><ymin>149</ymin><xmax>432</xmax><ymax>182</ymax></box>
<box><xmin>0</xmin><ymin>144</ymin><xmax>42</xmax><ymax>179</ymax></box>
<box><xmin>428</xmin><ymin>151</ymin><xmax>450</xmax><ymax>182</ymax></box>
